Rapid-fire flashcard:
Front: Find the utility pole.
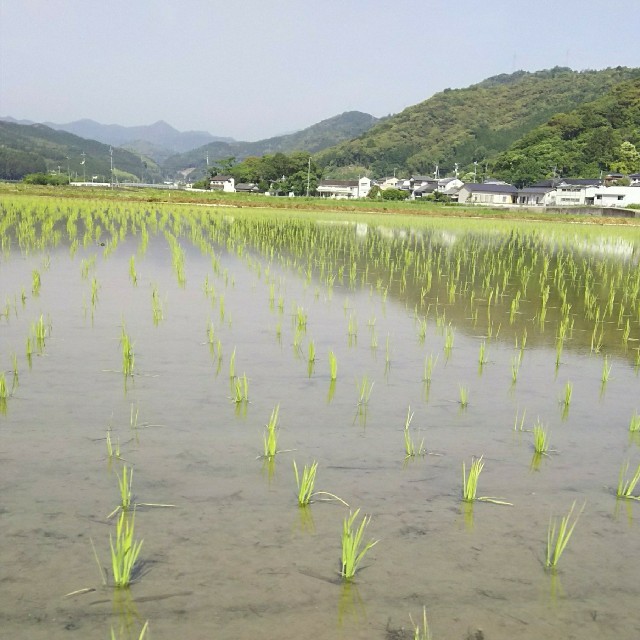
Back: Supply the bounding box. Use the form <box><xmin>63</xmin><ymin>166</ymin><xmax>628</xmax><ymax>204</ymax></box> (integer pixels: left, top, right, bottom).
<box><xmin>306</xmin><ymin>157</ymin><xmax>311</xmax><ymax>197</ymax></box>
<box><xmin>473</xmin><ymin>161</ymin><xmax>478</xmax><ymax>182</ymax></box>
<box><xmin>81</xmin><ymin>151</ymin><xmax>86</xmax><ymax>182</ymax></box>
<box><xmin>110</xmin><ymin>146</ymin><xmax>114</xmax><ymax>188</ymax></box>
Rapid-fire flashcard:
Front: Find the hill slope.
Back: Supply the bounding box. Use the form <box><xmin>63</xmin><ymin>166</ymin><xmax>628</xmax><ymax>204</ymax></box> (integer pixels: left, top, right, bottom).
<box><xmin>163</xmin><ymin>111</ymin><xmax>378</xmax><ymax>178</ymax></box>
<box><xmin>315</xmin><ymin>67</ymin><xmax>640</xmax><ymax>177</ymax></box>
<box><xmin>0</xmin><ymin>121</ymin><xmax>163</xmax><ymax>182</ymax></box>
<box><xmin>491</xmin><ymin>78</ymin><xmax>640</xmax><ymax>185</ymax></box>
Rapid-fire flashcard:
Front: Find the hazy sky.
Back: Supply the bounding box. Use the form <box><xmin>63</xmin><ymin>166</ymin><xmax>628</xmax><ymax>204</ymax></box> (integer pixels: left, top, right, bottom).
<box><xmin>1</xmin><ymin>0</ymin><xmax>638</xmax><ymax>141</ymax></box>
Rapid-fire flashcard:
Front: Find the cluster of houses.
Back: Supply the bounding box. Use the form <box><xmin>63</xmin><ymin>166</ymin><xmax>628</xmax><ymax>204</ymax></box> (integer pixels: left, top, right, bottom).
<box><xmin>208</xmin><ymin>172</ymin><xmax>640</xmax><ymax>209</ymax></box>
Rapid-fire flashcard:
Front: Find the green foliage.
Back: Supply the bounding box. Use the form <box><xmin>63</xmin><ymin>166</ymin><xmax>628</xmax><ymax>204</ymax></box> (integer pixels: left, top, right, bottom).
<box><xmin>492</xmin><ymin>77</ymin><xmax>640</xmax><ymax>185</ymax></box>
<box><xmin>315</xmin><ymin>67</ymin><xmax>640</xmax><ymax>177</ymax></box>
<box><xmin>381</xmin><ymin>188</ymin><xmax>407</xmax><ymax>201</ymax></box>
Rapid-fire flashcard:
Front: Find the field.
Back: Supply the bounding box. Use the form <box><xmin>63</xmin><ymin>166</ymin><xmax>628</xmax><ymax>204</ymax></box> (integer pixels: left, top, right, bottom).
<box><xmin>1</xmin><ymin>192</ymin><xmax>640</xmax><ymax>639</ymax></box>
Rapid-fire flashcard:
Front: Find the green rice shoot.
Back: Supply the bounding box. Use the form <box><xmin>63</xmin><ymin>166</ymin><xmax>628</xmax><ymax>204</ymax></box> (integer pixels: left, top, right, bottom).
<box><xmin>546</xmin><ymin>501</ymin><xmax>585</xmax><ymax>568</ymax></box>
<box><xmin>340</xmin><ymin>508</ymin><xmax>378</xmax><ymax>581</ymax></box>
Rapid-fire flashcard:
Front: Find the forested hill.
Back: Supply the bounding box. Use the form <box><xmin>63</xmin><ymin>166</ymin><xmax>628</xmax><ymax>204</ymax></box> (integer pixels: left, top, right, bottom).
<box><xmin>491</xmin><ymin>78</ymin><xmax>640</xmax><ymax>186</ymax></box>
<box><xmin>163</xmin><ymin>111</ymin><xmax>378</xmax><ymax>178</ymax></box>
<box><xmin>314</xmin><ymin>67</ymin><xmax>640</xmax><ymax>178</ymax></box>
<box><xmin>0</xmin><ymin>121</ymin><xmax>163</xmax><ymax>182</ymax></box>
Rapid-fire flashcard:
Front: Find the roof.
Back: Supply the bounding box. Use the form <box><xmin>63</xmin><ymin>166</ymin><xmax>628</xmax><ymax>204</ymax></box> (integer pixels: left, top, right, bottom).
<box><xmin>318</xmin><ymin>180</ymin><xmax>358</xmax><ymax>187</ymax></box>
<box><xmin>557</xmin><ymin>178</ymin><xmax>601</xmax><ymax>186</ymax></box>
<box><xmin>518</xmin><ymin>186</ymin><xmax>553</xmax><ymax>194</ymax></box>
<box><xmin>461</xmin><ymin>182</ymin><xmax>518</xmax><ymax>194</ymax></box>
<box><xmin>210</xmin><ymin>175</ymin><xmax>233</xmax><ymax>181</ymax></box>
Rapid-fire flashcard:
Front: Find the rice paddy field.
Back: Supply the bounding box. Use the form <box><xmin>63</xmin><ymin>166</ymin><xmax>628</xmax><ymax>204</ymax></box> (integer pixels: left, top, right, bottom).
<box><xmin>1</xmin><ymin>195</ymin><xmax>640</xmax><ymax>639</ymax></box>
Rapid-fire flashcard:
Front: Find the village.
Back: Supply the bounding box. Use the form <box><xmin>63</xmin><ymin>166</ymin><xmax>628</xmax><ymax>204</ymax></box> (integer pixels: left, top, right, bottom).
<box><xmin>206</xmin><ymin>171</ymin><xmax>640</xmax><ymax>210</ymax></box>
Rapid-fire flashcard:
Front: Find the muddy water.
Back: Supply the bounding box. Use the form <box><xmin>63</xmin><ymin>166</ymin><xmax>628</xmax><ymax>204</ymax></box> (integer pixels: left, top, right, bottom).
<box><xmin>1</xmin><ymin>206</ymin><xmax>640</xmax><ymax>639</ymax></box>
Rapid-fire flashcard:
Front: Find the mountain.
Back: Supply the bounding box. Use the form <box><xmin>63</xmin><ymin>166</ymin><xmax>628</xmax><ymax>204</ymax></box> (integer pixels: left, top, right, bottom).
<box><xmin>491</xmin><ymin>77</ymin><xmax>640</xmax><ymax>186</ymax></box>
<box><xmin>0</xmin><ymin>117</ymin><xmax>233</xmax><ymax>161</ymax></box>
<box><xmin>314</xmin><ymin>67</ymin><xmax>640</xmax><ymax>178</ymax></box>
<box><xmin>0</xmin><ymin>121</ymin><xmax>163</xmax><ymax>182</ymax></box>
<box><xmin>163</xmin><ymin>111</ymin><xmax>378</xmax><ymax>178</ymax></box>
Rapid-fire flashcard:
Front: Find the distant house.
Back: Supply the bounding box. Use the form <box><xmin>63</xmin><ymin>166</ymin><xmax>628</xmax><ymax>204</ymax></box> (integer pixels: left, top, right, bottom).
<box><xmin>516</xmin><ymin>186</ymin><xmax>554</xmax><ymax>206</ymax></box>
<box><xmin>317</xmin><ymin>177</ymin><xmax>371</xmax><ymax>199</ymax></box>
<box><xmin>629</xmin><ymin>173</ymin><xmax>640</xmax><ymax>185</ymax></box>
<box><xmin>209</xmin><ymin>175</ymin><xmax>235</xmax><ymax>192</ymax></box>
<box><xmin>593</xmin><ymin>185</ymin><xmax>640</xmax><ymax>208</ymax></box>
<box><xmin>379</xmin><ymin>177</ymin><xmax>401</xmax><ymax>190</ymax></box>
<box><xmin>546</xmin><ymin>179</ymin><xmax>601</xmax><ymax>206</ymax></box>
<box><xmin>235</xmin><ymin>182</ymin><xmax>261</xmax><ymax>193</ymax></box>
<box><xmin>457</xmin><ymin>182</ymin><xmax>518</xmax><ymax>205</ymax></box>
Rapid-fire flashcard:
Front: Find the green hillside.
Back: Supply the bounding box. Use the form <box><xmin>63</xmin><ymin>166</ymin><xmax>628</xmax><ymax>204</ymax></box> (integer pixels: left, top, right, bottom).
<box><xmin>315</xmin><ymin>67</ymin><xmax>640</xmax><ymax>178</ymax></box>
<box><xmin>0</xmin><ymin>121</ymin><xmax>163</xmax><ymax>182</ymax></box>
<box><xmin>163</xmin><ymin>111</ymin><xmax>378</xmax><ymax>178</ymax></box>
<box><xmin>491</xmin><ymin>78</ymin><xmax>640</xmax><ymax>186</ymax></box>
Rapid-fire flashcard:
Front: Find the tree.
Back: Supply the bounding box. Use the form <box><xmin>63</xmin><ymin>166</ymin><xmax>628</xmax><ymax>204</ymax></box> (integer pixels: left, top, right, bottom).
<box><xmin>610</xmin><ymin>141</ymin><xmax>640</xmax><ymax>174</ymax></box>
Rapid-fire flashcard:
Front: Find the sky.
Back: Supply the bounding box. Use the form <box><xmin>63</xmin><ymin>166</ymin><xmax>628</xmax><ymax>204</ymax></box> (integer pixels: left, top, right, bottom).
<box><xmin>1</xmin><ymin>0</ymin><xmax>639</xmax><ymax>142</ymax></box>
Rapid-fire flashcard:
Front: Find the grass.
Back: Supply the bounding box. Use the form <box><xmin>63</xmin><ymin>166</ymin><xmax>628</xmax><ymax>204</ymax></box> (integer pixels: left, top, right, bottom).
<box><xmin>110</xmin><ymin>510</ymin><xmax>143</xmax><ymax>588</ymax></box>
<box><xmin>629</xmin><ymin>411</ymin><xmax>640</xmax><ymax>433</ymax></box>
<box><xmin>546</xmin><ymin>501</ymin><xmax>585</xmax><ymax>569</ymax></box>
<box><xmin>601</xmin><ymin>354</ymin><xmax>612</xmax><ymax>384</ymax></box>
<box><xmin>616</xmin><ymin>460</ymin><xmax>640</xmax><ymax>500</ymax></box>
<box><xmin>340</xmin><ymin>509</ymin><xmax>378</xmax><ymax>581</ymax></box>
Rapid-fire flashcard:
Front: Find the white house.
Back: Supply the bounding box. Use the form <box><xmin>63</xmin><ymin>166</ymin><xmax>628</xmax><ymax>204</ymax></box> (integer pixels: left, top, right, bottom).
<box><xmin>592</xmin><ymin>185</ymin><xmax>640</xmax><ymax>208</ymax></box>
<box><xmin>457</xmin><ymin>182</ymin><xmax>518</xmax><ymax>205</ymax></box>
<box><xmin>546</xmin><ymin>179</ymin><xmax>600</xmax><ymax>206</ymax></box>
<box><xmin>317</xmin><ymin>177</ymin><xmax>371</xmax><ymax>199</ymax></box>
<box><xmin>209</xmin><ymin>175</ymin><xmax>235</xmax><ymax>192</ymax></box>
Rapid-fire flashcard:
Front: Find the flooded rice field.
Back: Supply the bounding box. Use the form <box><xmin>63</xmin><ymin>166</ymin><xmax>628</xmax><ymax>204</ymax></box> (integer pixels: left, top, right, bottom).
<box><xmin>1</xmin><ymin>197</ymin><xmax>640</xmax><ymax>639</ymax></box>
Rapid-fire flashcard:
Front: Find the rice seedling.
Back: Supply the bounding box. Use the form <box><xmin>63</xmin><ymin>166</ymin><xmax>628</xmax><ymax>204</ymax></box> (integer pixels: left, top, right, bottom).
<box><xmin>532</xmin><ymin>421</ymin><xmax>552</xmax><ymax>455</ymax></box>
<box><xmin>110</xmin><ymin>510</ymin><xmax>143</xmax><ymax>588</ymax></box>
<box><xmin>403</xmin><ymin>406</ymin><xmax>425</xmax><ymax>458</ymax></box>
<box><xmin>423</xmin><ymin>353</ymin><xmax>437</xmax><ymax>383</ymax></box>
<box><xmin>151</xmin><ymin>285</ymin><xmax>163</xmax><ymax>324</ymax></box>
<box><xmin>32</xmin><ymin>269</ymin><xmax>41</xmax><ymax>296</ymax></box>
<box><xmin>443</xmin><ymin>324</ymin><xmax>454</xmax><ymax>355</ymax></box>
<box><xmin>106</xmin><ymin>430</ymin><xmax>121</xmax><ymax>460</ymax></box>
<box><xmin>308</xmin><ymin>339</ymin><xmax>316</xmax><ymax>364</ymax></box>
<box><xmin>340</xmin><ymin>509</ymin><xmax>378</xmax><ymax>581</ymax></box>
<box><xmin>129</xmin><ymin>255</ymin><xmax>137</xmax><ymax>286</ymax></box>
<box><xmin>513</xmin><ymin>408</ymin><xmax>527</xmax><ymax>432</ymax></box>
<box><xmin>616</xmin><ymin>460</ymin><xmax>640</xmax><ymax>500</ymax></box>
<box><xmin>293</xmin><ymin>460</ymin><xmax>348</xmax><ymax>507</ymax></box>
<box><xmin>229</xmin><ymin>347</ymin><xmax>236</xmax><ymax>379</ymax></box>
<box><xmin>232</xmin><ymin>373</ymin><xmax>249</xmax><ymax>403</ymax></box>
<box><xmin>511</xmin><ymin>352</ymin><xmax>522</xmax><ymax>383</ymax></box>
<box><xmin>356</xmin><ymin>375</ymin><xmax>374</xmax><ymax>405</ymax></box>
<box><xmin>546</xmin><ymin>501</ymin><xmax>585</xmax><ymax>569</ymax></box>
<box><xmin>120</xmin><ymin>327</ymin><xmax>135</xmax><ymax>377</ymax></box>
<box><xmin>111</xmin><ymin>620</ymin><xmax>149</xmax><ymax>640</ymax></box>
<box><xmin>262</xmin><ymin>405</ymin><xmax>280</xmax><ymax>458</ymax></box>
<box><xmin>462</xmin><ymin>456</ymin><xmax>512</xmax><ymax>505</ymax></box>
<box><xmin>629</xmin><ymin>411</ymin><xmax>640</xmax><ymax>433</ymax></box>
<box><xmin>561</xmin><ymin>381</ymin><xmax>572</xmax><ymax>408</ymax></box>
<box><xmin>109</xmin><ymin>465</ymin><xmax>134</xmax><ymax>518</ymax></box>
<box><xmin>478</xmin><ymin>340</ymin><xmax>487</xmax><ymax>366</ymax></box>
<box><xmin>458</xmin><ymin>385</ymin><xmax>468</xmax><ymax>408</ymax></box>
<box><xmin>409</xmin><ymin>606</ymin><xmax>432</xmax><ymax>640</ymax></box>
<box><xmin>601</xmin><ymin>355</ymin><xmax>612</xmax><ymax>384</ymax></box>
<box><xmin>296</xmin><ymin>306</ymin><xmax>307</xmax><ymax>331</ymax></box>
